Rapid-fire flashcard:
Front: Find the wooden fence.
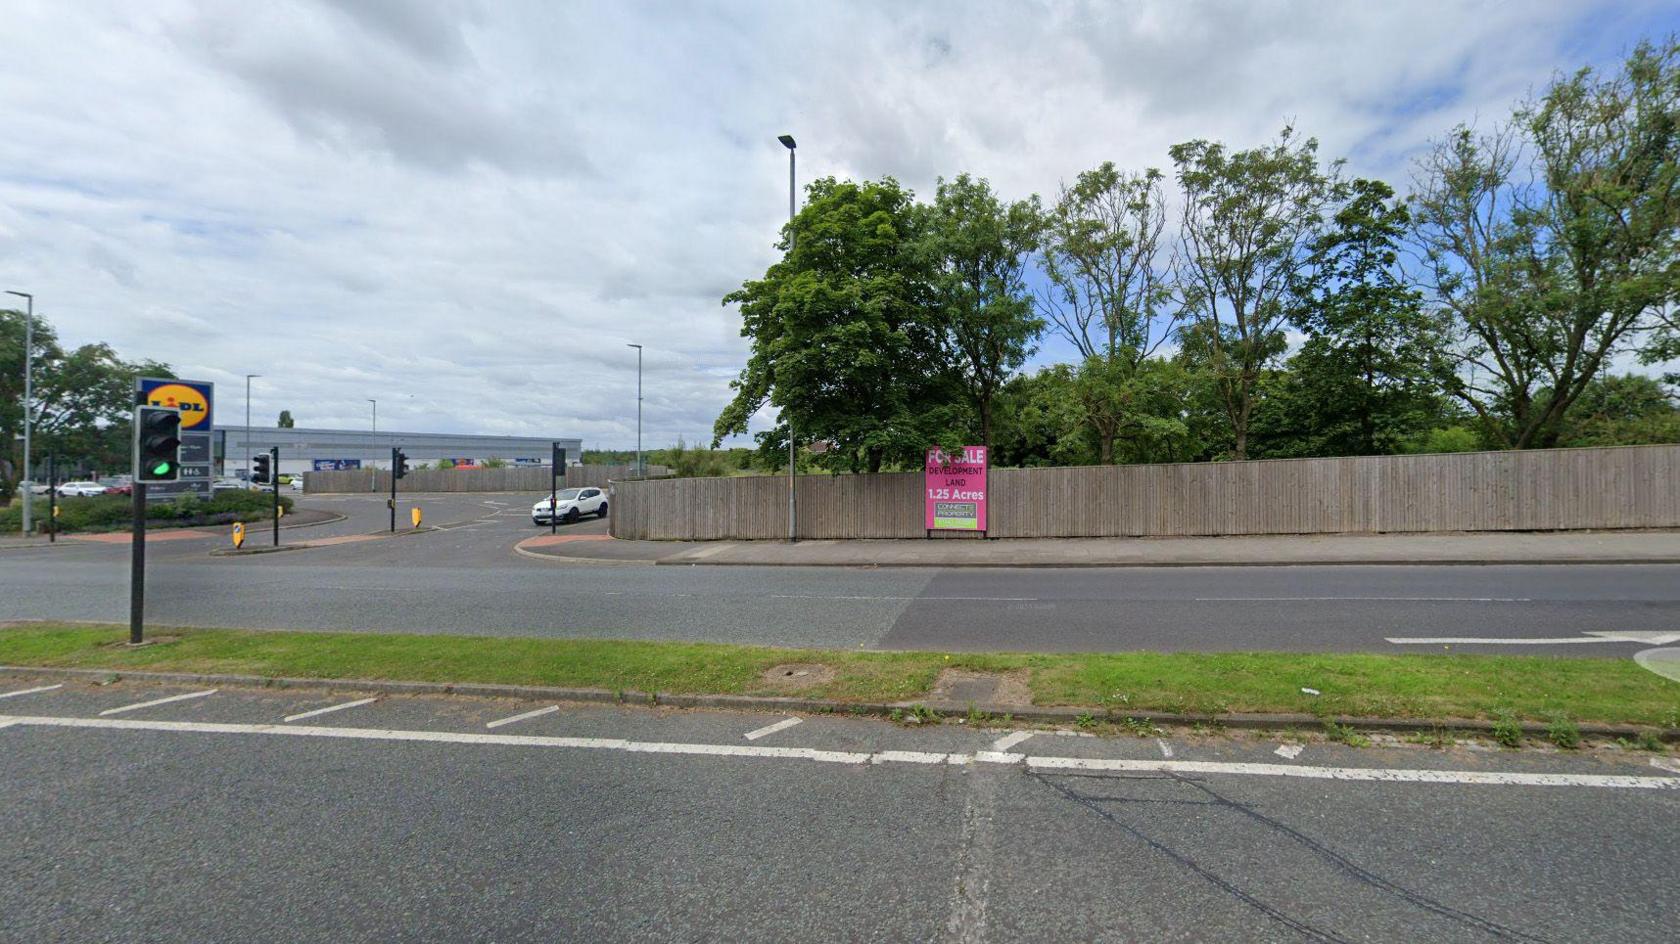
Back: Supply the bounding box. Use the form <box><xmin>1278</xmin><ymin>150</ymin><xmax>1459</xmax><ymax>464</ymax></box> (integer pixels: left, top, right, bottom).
<box><xmin>608</xmin><ymin>444</ymin><xmax>1680</xmax><ymax>540</ymax></box>
<box><xmin>304</xmin><ymin>464</ymin><xmax>665</xmax><ymax>494</ymax></box>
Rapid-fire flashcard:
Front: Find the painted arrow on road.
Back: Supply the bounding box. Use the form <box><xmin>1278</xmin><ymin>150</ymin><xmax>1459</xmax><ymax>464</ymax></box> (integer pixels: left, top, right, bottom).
<box><xmin>1386</xmin><ymin>631</ymin><xmax>1680</xmax><ymax>646</ymax></box>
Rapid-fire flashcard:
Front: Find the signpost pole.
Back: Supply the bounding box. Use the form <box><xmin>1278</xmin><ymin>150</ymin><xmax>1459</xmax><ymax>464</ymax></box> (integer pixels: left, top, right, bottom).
<box><xmin>271</xmin><ymin>447</ymin><xmax>280</xmax><ymax>546</ymax></box>
<box><xmin>46</xmin><ymin>455</ymin><xmax>55</xmax><ymax>542</ymax></box>
<box><xmin>550</xmin><ymin>443</ymin><xmax>559</xmax><ymax>536</ymax></box>
<box><xmin>129</xmin><ymin>482</ymin><xmax>146</xmax><ymax>645</ymax></box>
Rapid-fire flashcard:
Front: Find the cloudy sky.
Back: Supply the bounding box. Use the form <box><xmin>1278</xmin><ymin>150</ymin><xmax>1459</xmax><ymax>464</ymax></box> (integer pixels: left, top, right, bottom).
<box><xmin>1</xmin><ymin>0</ymin><xmax>1675</xmax><ymax>448</ymax></box>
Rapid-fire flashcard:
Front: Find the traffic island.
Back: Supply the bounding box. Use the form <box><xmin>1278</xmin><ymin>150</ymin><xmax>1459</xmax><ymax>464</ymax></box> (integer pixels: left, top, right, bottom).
<box><xmin>2</xmin><ymin>623</ymin><xmax>1676</xmax><ymax>744</ymax></box>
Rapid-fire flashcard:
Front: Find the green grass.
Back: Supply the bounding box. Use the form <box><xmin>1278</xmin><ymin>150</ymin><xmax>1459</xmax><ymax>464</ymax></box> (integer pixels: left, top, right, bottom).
<box><xmin>1</xmin><ymin>623</ymin><xmax>1677</xmax><ymax>728</ymax></box>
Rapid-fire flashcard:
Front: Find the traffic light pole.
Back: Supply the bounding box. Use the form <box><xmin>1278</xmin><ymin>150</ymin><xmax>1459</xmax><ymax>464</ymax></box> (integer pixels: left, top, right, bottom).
<box><xmin>271</xmin><ymin>447</ymin><xmax>280</xmax><ymax>546</ymax></box>
<box><xmin>46</xmin><ymin>455</ymin><xmax>55</xmax><ymax>543</ymax></box>
<box><xmin>390</xmin><ymin>446</ymin><xmax>398</xmax><ymax>533</ymax></box>
<box><xmin>130</xmin><ymin>482</ymin><xmax>146</xmax><ymax>645</ymax></box>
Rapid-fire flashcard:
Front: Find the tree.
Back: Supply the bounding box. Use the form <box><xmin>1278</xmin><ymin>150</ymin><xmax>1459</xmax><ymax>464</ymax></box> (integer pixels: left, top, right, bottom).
<box><xmin>1257</xmin><ymin>179</ymin><xmax>1445</xmax><ymax>457</ymax></box>
<box><xmin>713</xmin><ymin>177</ymin><xmax>962</xmax><ymax>473</ymax></box>
<box><xmin>278</xmin><ymin>410</ymin><xmax>294</xmax><ymax>428</ymax></box>
<box><xmin>1037</xmin><ymin>163</ymin><xmax>1178</xmax><ymax>462</ymax></box>
<box><xmin>1171</xmin><ymin>127</ymin><xmax>1345</xmax><ymax>459</ymax></box>
<box><xmin>1413</xmin><ymin>39</ymin><xmax>1680</xmax><ymax>447</ymax></box>
<box><xmin>925</xmin><ymin>174</ymin><xmax>1043</xmax><ymax>448</ymax></box>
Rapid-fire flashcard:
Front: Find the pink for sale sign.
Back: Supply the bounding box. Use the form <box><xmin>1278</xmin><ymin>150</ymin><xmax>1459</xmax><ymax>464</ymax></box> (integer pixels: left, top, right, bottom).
<box><xmin>925</xmin><ymin>446</ymin><xmax>988</xmax><ymax>532</ymax></box>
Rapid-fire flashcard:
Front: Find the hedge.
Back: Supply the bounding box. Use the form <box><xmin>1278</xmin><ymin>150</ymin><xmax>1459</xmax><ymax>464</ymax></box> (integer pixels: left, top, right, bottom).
<box><xmin>0</xmin><ymin>489</ymin><xmax>294</xmax><ymax>534</ymax></box>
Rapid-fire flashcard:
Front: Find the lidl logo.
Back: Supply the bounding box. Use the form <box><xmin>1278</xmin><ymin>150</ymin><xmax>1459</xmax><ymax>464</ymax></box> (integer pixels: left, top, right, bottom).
<box><xmin>146</xmin><ymin>383</ymin><xmax>211</xmax><ymax>430</ymax></box>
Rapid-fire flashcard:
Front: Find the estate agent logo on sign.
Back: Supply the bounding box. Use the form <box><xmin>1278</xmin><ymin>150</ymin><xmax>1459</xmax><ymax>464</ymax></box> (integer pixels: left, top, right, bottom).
<box><xmin>925</xmin><ymin>446</ymin><xmax>988</xmax><ymax>533</ymax></box>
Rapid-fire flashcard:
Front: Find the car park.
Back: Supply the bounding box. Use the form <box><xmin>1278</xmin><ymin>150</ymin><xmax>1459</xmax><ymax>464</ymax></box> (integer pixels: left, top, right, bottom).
<box><xmin>55</xmin><ymin>481</ymin><xmax>109</xmax><ymax>497</ymax></box>
<box><xmin>531</xmin><ymin>487</ymin><xmax>607</xmax><ymax>525</ymax></box>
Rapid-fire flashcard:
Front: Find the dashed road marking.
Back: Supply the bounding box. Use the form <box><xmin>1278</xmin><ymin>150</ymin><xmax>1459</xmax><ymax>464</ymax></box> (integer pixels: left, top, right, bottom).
<box><xmin>990</xmin><ymin>731</ymin><xmax>1034</xmax><ymax>752</ymax></box>
<box><xmin>0</xmin><ymin>684</ymin><xmax>62</xmax><ymax>700</ymax></box>
<box><xmin>486</xmin><ymin>705</ymin><xmax>560</xmax><ymax>729</ymax></box>
<box><xmin>97</xmin><ymin>689</ymin><xmax>218</xmax><ymax>716</ymax></box>
<box><xmin>283</xmin><ymin>697</ymin><xmax>379</xmax><ymax>723</ymax></box>
<box><xmin>2</xmin><ymin>713</ymin><xmax>1675</xmax><ymax>790</ymax></box>
<box><xmin>743</xmin><ymin>717</ymin><xmax>802</xmax><ymax>741</ymax></box>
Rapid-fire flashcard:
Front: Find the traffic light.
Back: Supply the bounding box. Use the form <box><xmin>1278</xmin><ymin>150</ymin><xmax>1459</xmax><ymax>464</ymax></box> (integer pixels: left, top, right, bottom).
<box><xmin>393</xmin><ymin>449</ymin><xmax>409</xmax><ymax>479</ymax></box>
<box><xmin>134</xmin><ymin>405</ymin><xmax>182</xmax><ymax>482</ymax></box>
<box><xmin>251</xmin><ymin>452</ymin><xmax>272</xmax><ymax>485</ymax></box>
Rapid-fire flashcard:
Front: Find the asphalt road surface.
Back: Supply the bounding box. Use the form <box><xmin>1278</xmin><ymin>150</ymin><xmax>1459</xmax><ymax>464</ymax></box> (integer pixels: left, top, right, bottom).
<box><xmin>3</xmin><ymin>677</ymin><xmax>1677</xmax><ymax>943</ymax></box>
<box><xmin>3</xmin><ymin>493</ymin><xmax>1678</xmax><ymax>655</ymax></box>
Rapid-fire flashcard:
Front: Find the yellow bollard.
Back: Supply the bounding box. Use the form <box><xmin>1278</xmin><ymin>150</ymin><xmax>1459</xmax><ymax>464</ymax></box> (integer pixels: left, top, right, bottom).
<box><xmin>231</xmin><ymin>521</ymin><xmax>246</xmax><ymax>549</ymax></box>
<box><xmin>411</xmin><ymin>506</ymin><xmax>422</xmax><ymax>528</ymax></box>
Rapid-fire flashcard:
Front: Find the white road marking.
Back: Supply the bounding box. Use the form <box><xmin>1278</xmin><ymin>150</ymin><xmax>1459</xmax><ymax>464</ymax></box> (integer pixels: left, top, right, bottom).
<box><xmin>97</xmin><ymin>689</ymin><xmax>218</xmax><ymax>716</ymax></box>
<box><xmin>0</xmin><ymin>684</ymin><xmax>63</xmax><ymax>700</ymax></box>
<box><xmin>283</xmin><ymin>697</ymin><xmax>379</xmax><ymax>723</ymax></box>
<box><xmin>743</xmin><ymin>717</ymin><xmax>802</xmax><ymax>741</ymax></box>
<box><xmin>3</xmin><ymin>713</ymin><xmax>1675</xmax><ymax>790</ymax></box>
<box><xmin>0</xmin><ymin>719</ymin><xmax>18</xmax><ymax>731</ymax></box>
<box><xmin>485</xmin><ymin>705</ymin><xmax>560</xmax><ymax>729</ymax></box>
<box><xmin>989</xmin><ymin>730</ymin><xmax>1035</xmax><ymax>752</ymax></box>
<box><xmin>1275</xmin><ymin>744</ymin><xmax>1304</xmax><ymax>760</ymax></box>
<box><xmin>770</xmin><ymin>594</ymin><xmax>1037</xmax><ymax>602</ymax></box>
<box><xmin>1653</xmin><ymin>757</ymin><xmax>1680</xmax><ymax>775</ymax></box>
<box><xmin>1197</xmin><ymin>596</ymin><xmax>1532</xmax><ymax>602</ymax></box>
<box><xmin>1386</xmin><ymin>631</ymin><xmax>1680</xmax><ymax>646</ymax></box>
<box><xmin>1156</xmin><ymin>738</ymin><xmax>1174</xmax><ymax>758</ymax></box>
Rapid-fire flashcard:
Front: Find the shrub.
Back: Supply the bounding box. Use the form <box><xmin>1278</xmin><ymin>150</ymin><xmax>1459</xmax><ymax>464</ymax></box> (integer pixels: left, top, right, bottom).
<box><xmin>0</xmin><ymin>489</ymin><xmax>293</xmax><ymax>534</ymax></box>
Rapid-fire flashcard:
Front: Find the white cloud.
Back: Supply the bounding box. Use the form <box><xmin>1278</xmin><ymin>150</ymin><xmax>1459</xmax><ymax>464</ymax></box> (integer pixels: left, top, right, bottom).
<box><xmin>0</xmin><ymin>0</ymin><xmax>1671</xmax><ymax>446</ymax></box>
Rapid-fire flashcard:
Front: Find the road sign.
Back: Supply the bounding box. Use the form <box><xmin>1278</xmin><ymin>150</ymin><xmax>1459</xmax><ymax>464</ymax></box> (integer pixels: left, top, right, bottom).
<box><xmin>231</xmin><ymin>522</ymin><xmax>245</xmax><ymax>549</ymax></box>
<box><xmin>137</xmin><ymin>377</ymin><xmax>214</xmax><ymax>501</ymax></box>
<box><xmin>411</xmin><ymin>507</ymin><xmax>422</xmax><ymax>528</ymax></box>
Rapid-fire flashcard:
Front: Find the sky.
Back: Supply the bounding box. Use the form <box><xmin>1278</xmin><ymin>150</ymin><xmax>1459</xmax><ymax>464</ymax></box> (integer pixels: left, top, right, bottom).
<box><xmin>1</xmin><ymin>0</ymin><xmax>1676</xmax><ymax>449</ymax></box>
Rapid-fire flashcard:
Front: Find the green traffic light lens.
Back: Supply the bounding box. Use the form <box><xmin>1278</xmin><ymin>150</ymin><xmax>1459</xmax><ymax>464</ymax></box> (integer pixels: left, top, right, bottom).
<box><xmin>152</xmin><ymin>462</ymin><xmax>174</xmax><ymax>476</ymax></box>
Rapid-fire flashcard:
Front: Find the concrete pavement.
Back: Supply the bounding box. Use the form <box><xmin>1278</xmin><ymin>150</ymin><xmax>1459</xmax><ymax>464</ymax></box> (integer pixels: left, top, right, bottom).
<box><xmin>524</xmin><ymin>528</ymin><xmax>1680</xmax><ymax>567</ymax></box>
<box><xmin>3</xmin><ymin>676</ymin><xmax>1677</xmax><ymax>943</ymax></box>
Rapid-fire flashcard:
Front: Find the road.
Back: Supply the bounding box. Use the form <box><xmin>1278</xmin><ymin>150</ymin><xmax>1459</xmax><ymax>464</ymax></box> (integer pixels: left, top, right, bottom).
<box><xmin>3</xmin><ymin>493</ymin><xmax>1679</xmax><ymax>654</ymax></box>
<box><xmin>3</xmin><ymin>677</ymin><xmax>1676</xmax><ymax>943</ymax></box>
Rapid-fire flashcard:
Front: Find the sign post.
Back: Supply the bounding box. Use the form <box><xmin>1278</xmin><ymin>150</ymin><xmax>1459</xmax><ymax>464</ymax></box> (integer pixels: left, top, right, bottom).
<box><xmin>45</xmin><ymin>455</ymin><xmax>55</xmax><ymax>542</ymax></box>
<box><xmin>924</xmin><ymin>446</ymin><xmax>988</xmax><ymax>537</ymax></box>
<box><xmin>549</xmin><ymin>443</ymin><xmax>566</xmax><ymax>535</ymax></box>
<box><xmin>269</xmin><ymin>447</ymin><xmax>280</xmax><ymax>546</ymax></box>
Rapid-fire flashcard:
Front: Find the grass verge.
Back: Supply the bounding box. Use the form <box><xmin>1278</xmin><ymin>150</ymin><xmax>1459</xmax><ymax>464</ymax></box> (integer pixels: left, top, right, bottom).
<box><xmin>2</xmin><ymin>623</ymin><xmax>1676</xmax><ymax>728</ymax></box>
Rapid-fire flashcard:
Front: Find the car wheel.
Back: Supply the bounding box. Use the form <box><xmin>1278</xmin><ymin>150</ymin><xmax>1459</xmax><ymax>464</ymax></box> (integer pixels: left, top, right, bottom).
<box><xmin>533</xmin><ymin>518</ymin><xmax>543</xmax><ymax>526</ymax></box>
<box><xmin>596</xmin><ymin>502</ymin><xmax>608</xmax><ymax>518</ymax></box>
<box><xmin>564</xmin><ymin>508</ymin><xmax>581</xmax><ymax>524</ymax></box>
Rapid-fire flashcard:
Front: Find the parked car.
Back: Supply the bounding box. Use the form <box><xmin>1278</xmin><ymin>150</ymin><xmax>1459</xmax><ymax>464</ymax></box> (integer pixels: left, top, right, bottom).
<box><xmin>99</xmin><ymin>478</ymin><xmax>133</xmax><ymax>496</ymax></box>
<box><xmin>55</xmin><ymin>481</ymin><xmax>108</xmax><ymax>498</ymax></box>
<box><xmin>27</xmin><ymin>482</ymin><xmax>52</xmax><ymax>496</ymax></box>
<box><xmin>212</xmin><ymin>478</ymin><xmax>247</xmax><ymax>493</ymax></box>
<box><xmin>531</xmin><ymin>487</ymin><xmax>607</xmax><ymax>525</ymax></box>
<box><xmin>289</xmin><ymin>476</ymin><xmax>304</xmax><ymax>491</ymax></box>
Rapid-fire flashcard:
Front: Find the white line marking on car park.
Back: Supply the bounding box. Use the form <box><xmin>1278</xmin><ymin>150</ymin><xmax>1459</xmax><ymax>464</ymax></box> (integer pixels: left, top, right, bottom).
<box><xmin>4</xmin><ymin>713</ymin><xmax>1676</xmax><ymax>790</ymax></box>
<box><xmin>1156</xmin><ymin>738</ymin><xmax>1174</xmax><ymax>758</ymax></box>
<box><xmin>1275</xmin><ymin>744</ymin><xmax>1304</xmax><ymax>760</ymax></box>
<box><xmin>990</xmin><ymin>730</ymin><xmax>1035</xmax><ymax>752</ymax></box>
<box><xmin>97</xmin><ymin>689</ymin><xmax>218</xmax><ymax>716</ymax></box>
<box><xmin>743</xmin><ymin>717</ymin><xmax>802</xmax><ymax>741</ymax></box>
<box><xmin>283</xmin><ymin>697</ymin><xmax>379</xmax><ymax>723</ymax></box>
<box><xmin>0</xmin><ymin>684</ymin><xmax>62</xmax><ymax>700</ymax></box>
<box><xmin>485</xmin><ymin>705</ymin><xmax>560</xmax><ymax>729</ymax></box>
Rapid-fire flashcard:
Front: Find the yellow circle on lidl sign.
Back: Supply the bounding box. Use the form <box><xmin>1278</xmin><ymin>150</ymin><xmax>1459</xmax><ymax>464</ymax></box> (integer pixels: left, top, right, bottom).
<box><xmin>146</xmin><ymin>383</ymin><xmax>211</xmax><ymax>430</ymax></box>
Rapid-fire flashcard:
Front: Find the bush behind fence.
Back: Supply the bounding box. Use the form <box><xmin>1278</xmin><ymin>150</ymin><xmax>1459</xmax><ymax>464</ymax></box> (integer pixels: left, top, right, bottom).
<box><xmin>607</xmin><ymin>444</ymin><xmax>1680</xmax><ymax>540</ymax></box>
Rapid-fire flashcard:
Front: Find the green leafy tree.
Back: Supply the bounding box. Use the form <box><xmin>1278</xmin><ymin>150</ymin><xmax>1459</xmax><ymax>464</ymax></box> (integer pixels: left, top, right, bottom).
<box><xmin>1171</xmin><ymin>127</ymin><xmax>1346</xmax><ymax>459</ymax></box>
<box><xmin>1413</xmin><ymin>39</ymin><xmax>1680</xmax><ymax>447</ymax></box>
<box><xmin>714</xmin><ymin>177</ymin><xmax>963</xmax><ymax>473</ymax></box>
<box><xmin>278</xmin><ymin>410</ymin><xmax>294</xmax><ymax>428</ymax></box>
<box><xmin>1255</xmin><ymin>179</ymin><xmax>1446</xmax><ymax>457</ymax></box>
<box><xmin>925</xmin><ymin>174</ymin><xmax>1043</xmax><ymax>448</ymax></box>
<box><xmin>1555</xmin><ymin>373</ymin><xmax>1680</xmax><ymax>446</ymax></box>
<box><xmin>1038</xmin><ymin>163</ymin><xmax>1178</xmax><ymax>463</ymax></box>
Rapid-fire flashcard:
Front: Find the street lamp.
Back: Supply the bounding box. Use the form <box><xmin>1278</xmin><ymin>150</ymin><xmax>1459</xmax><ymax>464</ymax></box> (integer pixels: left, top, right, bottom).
<box><xmin>627</xmin><ymin>343</ymin><xmax>643</xmax><ymax>478</ymax></box>
<box><xmin>6</xmin><ymin>290</ymin><xmax>33</xmax><ymax>536</ymax></box>
<box><xmin>778</xmin><ymin>134</ymin><xmax>797</xmax><ymax>542</ymax></box>
<box><xmin>244</xmin><ymin>374</ymin><xmax>261</xmax><ymax>479</ymax></box>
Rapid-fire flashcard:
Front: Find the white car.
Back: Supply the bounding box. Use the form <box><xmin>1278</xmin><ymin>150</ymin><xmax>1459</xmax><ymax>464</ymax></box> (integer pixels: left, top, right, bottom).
<box><xmin>532</xmin><ymin>487</ymin><xmax>608</xmax><ymax>525</ymax></box>
<box><xmin>55</xmin><ymin>481</ymin><xmax>108</xmax><ymax>498</ymax></box>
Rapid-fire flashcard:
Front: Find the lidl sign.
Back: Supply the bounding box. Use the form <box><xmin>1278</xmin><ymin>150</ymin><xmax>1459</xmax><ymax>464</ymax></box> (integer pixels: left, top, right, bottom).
<box><xmin>139</xmin><ymin>379</ymin><xmax>214</xmax><ymax>430</ymax></box>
